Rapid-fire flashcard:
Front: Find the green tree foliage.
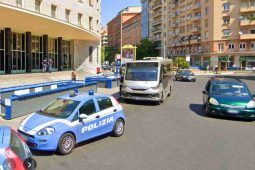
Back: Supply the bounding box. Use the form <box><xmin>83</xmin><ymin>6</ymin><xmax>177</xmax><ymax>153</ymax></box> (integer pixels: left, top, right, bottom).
<box><xmin>174</xmin><ymin>57</ymin><xmax>190</xmax><ymax>69</ymax></box>
<box><xmin>103</xmin><ymin>46</ymin><xmax>120</xmax><ymax>63</ymax></box>
<box><xmin>136</xmin><ymin>39</ymin><xmax>159</xmax><ymax>60</ymax></box>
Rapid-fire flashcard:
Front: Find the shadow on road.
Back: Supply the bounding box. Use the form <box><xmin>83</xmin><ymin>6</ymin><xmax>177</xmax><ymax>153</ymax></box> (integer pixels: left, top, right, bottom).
<box><xmin>119</xmin><ymin>98</ymin><xmax>159</xmax><ymax>106</ymax></box>
<box><xmin>189</xmin><ymin>103</ymin><xmax>253</xmax><ymax>122</ymax></box>
<box><xmin>32</xmin><ymin>134</ymin><xmax>111</xmax><ymax>157</ymax></box>
<box><xmin>189</xmin><ymin>104</ymin><xmax>206</xmax><ymax>117</ymax></box>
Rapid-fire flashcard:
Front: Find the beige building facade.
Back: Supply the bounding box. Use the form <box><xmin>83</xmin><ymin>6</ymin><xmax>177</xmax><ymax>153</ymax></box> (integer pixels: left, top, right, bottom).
<box><xmin>0</xmin><ymin>0</ymin><xmax>101</xmax><ymax>74</ymax></box>
<box><xmin>149</xmin><ymin>0</ymin><xmax>255</xmax><ymax>70</ymax></box>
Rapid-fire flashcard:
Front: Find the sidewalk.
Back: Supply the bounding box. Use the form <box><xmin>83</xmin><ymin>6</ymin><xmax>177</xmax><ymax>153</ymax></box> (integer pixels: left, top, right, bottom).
<box><xmin>191</xmin><ymin>69</ymin><xmax>254</xmax><ymax>76</ymax></box>
<box><xmin>0</xmin><ymin>70</ymin><xmax>94</xmax><ymax>88</ymax></box>
<box><xmin>0</xmin><ymin>87</ymin><xmax>119</xmax><ymax>130</ymax></box>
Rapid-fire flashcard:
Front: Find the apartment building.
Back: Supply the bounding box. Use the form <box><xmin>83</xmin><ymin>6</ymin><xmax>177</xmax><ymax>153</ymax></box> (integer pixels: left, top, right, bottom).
<box><xmin>122</xmin><ymin>13</ymin><xmax>142</xmax><ymax>46</ymax></box>
<box><xmin>107</xmin><ymin>6</ymin><xmax>141</xmax><ymax>48</ymax></box>
<box><xmin>0</xmin><ymin>0</ymin><xmax>101</xmax><ymax>74</ymax></box>
<box><xmin>101</xmin><ymin>27</ymin><xmax>108</xmax><ymax>48</ymax></box>
<box><xmin>150</xmin><ymin>0</ymin><xmax>255</xmax><ymax>70</ymax></box>
<box><xmin>141</xmin><ymin>0</ymin><xmax>150</xmax><ymax>39</ymax></box>
<box><xmin>149</xmin><ymin>0</ymin><xmax>169</xmax><ymax>56</ymax></box>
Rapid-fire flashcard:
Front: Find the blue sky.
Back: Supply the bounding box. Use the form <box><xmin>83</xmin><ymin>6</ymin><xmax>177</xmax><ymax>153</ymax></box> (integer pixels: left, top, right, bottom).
<box><xmin>102</xmin><ymin>0</ymin><xmax>141</xmax><ymax>26</ymax></box>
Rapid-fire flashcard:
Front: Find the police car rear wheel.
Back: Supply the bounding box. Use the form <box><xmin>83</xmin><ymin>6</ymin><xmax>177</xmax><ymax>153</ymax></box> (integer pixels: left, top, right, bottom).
<box><xmin>57</xmin><ymin>133</ymin><xmax>75</xmax><ymax>155</ymax></box>
<box><xmin>113</xmin><ymin>119</ymin><xmax>125</xmax><ymax>137</ymax></box>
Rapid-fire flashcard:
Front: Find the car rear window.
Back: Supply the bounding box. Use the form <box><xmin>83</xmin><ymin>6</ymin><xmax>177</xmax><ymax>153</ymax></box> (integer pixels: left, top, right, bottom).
<box><xmin>97</xmin><ymin>97</ymin><xmax>113</xmax><ymax>111</ymax></box>
<box><xmin>9</xmin><ymin>131</ymin><xmax>30</xmax><ymax>161</ymax></box>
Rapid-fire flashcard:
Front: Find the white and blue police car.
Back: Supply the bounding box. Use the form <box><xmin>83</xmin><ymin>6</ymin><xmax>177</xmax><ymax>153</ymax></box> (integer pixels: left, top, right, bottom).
<box><xmin>18</xmin><ymin>91</ymin><xmax>125</xmax><ymax>155</ymax></box>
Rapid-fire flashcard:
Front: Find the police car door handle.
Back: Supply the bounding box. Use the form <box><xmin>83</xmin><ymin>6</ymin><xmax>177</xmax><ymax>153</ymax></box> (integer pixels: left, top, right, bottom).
<box><xmin>96</xmin><ymin>115</ymin><xmax>100</xmax><ymax>119</ymax></box>
<box><xmin>113</xmin><ymin>109</ymin><xmax>117</xmax><ymax>112</ymax></box>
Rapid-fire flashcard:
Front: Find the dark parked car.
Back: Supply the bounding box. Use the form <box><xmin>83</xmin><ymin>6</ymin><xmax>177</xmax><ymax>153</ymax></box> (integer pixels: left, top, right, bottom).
<box><xmin>202</xmin><ymin>78</ymin><xmax>255</xmax><ymax>119</ymax></box>
<box><xmin>175</xmin><ymin>70</ymin><xmax>196</xmax><ymax>82</ymax></box>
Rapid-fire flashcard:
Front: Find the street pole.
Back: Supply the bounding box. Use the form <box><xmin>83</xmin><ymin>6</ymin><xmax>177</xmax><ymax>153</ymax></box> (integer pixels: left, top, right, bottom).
<box><xmin>163</xmin><ymin>37</ymin><xmax>166</xmax><ymax>59</ymax></box>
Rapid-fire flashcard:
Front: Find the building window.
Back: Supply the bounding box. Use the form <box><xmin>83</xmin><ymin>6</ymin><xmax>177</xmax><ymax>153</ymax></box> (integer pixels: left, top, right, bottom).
<box><xmin>96</xmin><ymin>0</ymin><xmax>99</xmax><ymax>10</ymax></box>
<box><xmin>65</xmin><ymin>9</ymin><xmax>70</xmax><ymax>22</ymax></box>
<box><xmin>223</xmin><ymin>16</ymin><xmax>230</xmax><ymax>24</ymax></box>
<box><xmin>51</xmin><ymin>5</ymin><xmax>57</xmax><ymax>18</ymax></box>
<box><xmin>96</xmin><ymin>20</ymin><xmax>99</xmax><ymax>32</ymax></box>
<box><xmin>218</xmin><ymin>43</ymin><xmax>224</xmax><ymax>52</ymax></box>
<box><xmin>223</xmin><ymin>29</ymin><xmax>230</xmax><ymax>36</ymax></box>
<box><xmin>228</xmin><ymin>43</ymin><xmax>235</xmax><ymax>49</ymax></box>
<box><xmin>35</xmin><ymin>0</ymin><xmax>41</xmax><ymax>13</ymax></box>
<box><xmin>205</xmin><ymin>7</ymin><xmax>209</xmax><ymax>15</ymax></box>
<box><xmin>32</xmin><ymin>35</ymin><xmax>43</xmax><ymax>70</ymax></box>
<box><xmin>11</xmin><ymin>33</ymin><xmax>26</xmax><ymax>71</ymax></box>
<box><xmin>78</xmin><ymin>0</ymin><xmax>83</xmax><ymax>2</ymax></box>
<box><xmin>89</xmin><ymin>17</ymin><xmax>93</xmax><ymax>30</ymax></box>
<box><xmin>48</xmin><ymin>38</ymin><xmax>58</xmax><ymax>70</ymax></box>
<box><xmin>251</xmin><ymin>42</ymin><xmax>255</xmax><ymax>49</ymax></box>
<box><xmin>89</xmin><ymin>0</ymin><xmax>93</xmax><ymax>7</ymax></box>
<box><xmin>78</xmin><ymin>13</ymin><xmax>83</xmax><ymax>26</ymax></box>
<box><xmin>205</xmin><ymin>32</ymin><xmax>208</xmax><ymax>39</ymax></box>
<box><xmin>205</xmin><ymin>19</ymin><xmax>208</xmax><ymax>27</ymax></box>
<box><xmin>0</xmin><ymin>30</ymin><xmax>5</xmax><ymax>71</ymax></box>
<box><xmin>63</xmin><ymin>40</ymin><xmax>71</xmax><ymax>70</ymax></box>
<box><xmin>223</xmin><ymin>3</ymin><xmax>230</xmax><ymax>11</ymax></box>
<box><xmin>240</xmin><ymin>42</ymin><xmax>246</xmax><ymax>49</ymax></box>
<box><xmin>16</xmin><ymin>0</ymin><xmax>22</xmax><ymax>8</ymax></box>
<box><xmin>89</xmin><ymin>46</ymin><xmax>93</xmax><ymax>63</ymax></box>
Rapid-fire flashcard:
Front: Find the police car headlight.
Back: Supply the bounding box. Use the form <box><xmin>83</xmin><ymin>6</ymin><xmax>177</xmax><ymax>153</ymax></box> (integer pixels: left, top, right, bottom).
<box><xmin>247</xmin><ymin>100</ymin><xmax>255</xmax><ymax>109</ymax></box>
<box><xmin>209</xmin><ymin>98</ymin><xmax>219</xmax><ymax>106</ymax></box>
<box><xmin>37</xmin><ymin>127</ymin><xmax>55</xmax><ymax>136</ymax></box>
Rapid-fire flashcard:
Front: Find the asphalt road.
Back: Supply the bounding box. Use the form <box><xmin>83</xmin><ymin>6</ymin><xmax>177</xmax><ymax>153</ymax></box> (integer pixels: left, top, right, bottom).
<box><xmin>33</xmin><ymin>75</ymin><xmax>255</xmax><ymax>170</ymax></box>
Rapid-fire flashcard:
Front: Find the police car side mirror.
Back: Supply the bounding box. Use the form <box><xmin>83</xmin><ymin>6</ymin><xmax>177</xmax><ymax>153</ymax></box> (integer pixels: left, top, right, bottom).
<box><xmin>202</xmin><ymin>90</ymin><xmax>207</xmax><ymax>94</ymax></box>
<box><xmin>79</xmin><ymin>114</ymin><xmax>88</xmax><ymax>120</ymax></box>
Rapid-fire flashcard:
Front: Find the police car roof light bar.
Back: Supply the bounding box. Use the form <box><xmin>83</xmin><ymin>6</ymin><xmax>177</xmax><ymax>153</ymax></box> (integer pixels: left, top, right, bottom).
<box><xmin>88</xmin><ymin>90</ymin><xmax>94</xmax><ymax>95</ymax></box>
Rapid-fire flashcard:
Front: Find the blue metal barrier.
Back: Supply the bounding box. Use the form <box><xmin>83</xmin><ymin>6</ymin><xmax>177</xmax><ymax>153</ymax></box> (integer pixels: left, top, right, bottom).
<box><xmin>85</xmin><ymin>75</ymin><xmax>120</xmax><ymax>89</ymax></box>
<box><xmin>0</xmin><ymin>80</ymin><xmax>97</xmax><ymax>120</ymax></box>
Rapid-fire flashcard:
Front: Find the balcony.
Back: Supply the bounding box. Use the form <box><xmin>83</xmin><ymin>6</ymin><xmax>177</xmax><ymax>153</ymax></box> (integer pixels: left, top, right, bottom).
<box><xmin>192</xmin><ymin>3</ymin><xmax>201</xmax><ymax>11</ymax></box>
<box><xmin>151</xmin><ymin>2</ymin><xmax>162</xmax><ymax>10</ymax></box>
<box><xmin>152</xmin><ymin>19</ymin><xmax>162</xmax><ymax>26</ymax></box>
<box><xmin>240</xmin><ymin>5</ymin><xmax>255</xmax><ymax>13</ymax></box>
<box><xmin>192</xmin><ymin>15</ymin><xmax>201</xmax><ymax>22</ymax></box>
<box><xmin>240</xmin><ymin>20</ymin><xmax>255</xmax><ymax>27</ymax></box>
<box><xmin>240</xmin><ymin>34</ymin><xmax>255</xmax><ymax>40</ymax></box>
<box><xmin>152</xmin><ymin>27</ymin><xmax>162</xmax><ymax>33</ymax></box>
<box><xmin>152</xmin><ymin>10</ymin><xmax>162</xmax><ymax>17</ymax></box>
<box><xmin>191</xmin><ymin>26</ymin><xmax>201</xmax><ymax>33</ymax></box>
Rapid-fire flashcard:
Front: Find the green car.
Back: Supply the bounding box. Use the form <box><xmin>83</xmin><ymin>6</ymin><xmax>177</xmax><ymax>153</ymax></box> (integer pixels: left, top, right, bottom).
<box><xmin>202</xmin><ymin>78</ymin><xmax>255</xmax><ymax>119</ymax></box>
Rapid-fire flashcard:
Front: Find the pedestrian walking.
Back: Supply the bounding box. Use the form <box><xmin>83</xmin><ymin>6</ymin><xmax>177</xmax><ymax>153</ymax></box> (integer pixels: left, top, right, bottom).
<box><xmin>42</xmin><ymin>58</ymin><xmax>47</xmax><ymax>73</ymax></box>
<box><xmin>48</xmin><ymin>58</ymin><xmax>53</xmax><ymax>73</ymax></box>
<box><xmin>71</xmin><ymin>69</ymin><xmax>76</xmax><ymax>82</ymax></box>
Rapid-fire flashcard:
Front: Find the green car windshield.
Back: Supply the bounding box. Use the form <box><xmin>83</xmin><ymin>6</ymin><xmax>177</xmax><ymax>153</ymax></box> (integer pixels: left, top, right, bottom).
<box><xmin>38</xmin><ymin>99</ymin><xmax>80</xmax><ymax>118</ymax></box>
<box><xmin>211</xmin><ymin>83</ymin><xmax>250</xmax><ymax>96</ymax></box>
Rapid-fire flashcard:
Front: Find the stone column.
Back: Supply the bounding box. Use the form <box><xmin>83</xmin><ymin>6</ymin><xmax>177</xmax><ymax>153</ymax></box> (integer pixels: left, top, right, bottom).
<box><xmin>26</xmin><ymin>32</ymin><xmax>32</xmax><ymax>73</ymax></box>
<box><xmin>43</xmin><ymin>35</ymin><xmax>48</xmax><ymax>61</ymax></box>
<box><xmin>5</xmin><ymin>28</ymin><xmax>11</xmax><ymax>74</ymax></box>
<box><xmin>57</xmin><ymin>37</ymin><xmax>63</xmax><ymax>71</ymax></box>
<box><xmin>234</xmin><ymin>55</ymin><xmax>240</xmax><ymax>67</ymax></box>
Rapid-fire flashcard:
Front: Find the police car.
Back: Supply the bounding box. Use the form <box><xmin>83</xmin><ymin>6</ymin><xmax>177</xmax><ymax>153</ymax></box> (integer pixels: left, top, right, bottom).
<box><xmin>18</xmin><ymin>91</ymin><xmax>126</xmax><ymax>155</ymax></box>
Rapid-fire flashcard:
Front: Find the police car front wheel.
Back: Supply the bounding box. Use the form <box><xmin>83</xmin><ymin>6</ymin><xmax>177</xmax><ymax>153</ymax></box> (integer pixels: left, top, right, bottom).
<box><xmin>113</xmin><ymin>119</ymin><xmax>125</xmax><ymax>137</ymax></box>
<box><xmin>57</xmin><ymin>133</ymin><xmax>75</xmax><ymax>155</ymax></box>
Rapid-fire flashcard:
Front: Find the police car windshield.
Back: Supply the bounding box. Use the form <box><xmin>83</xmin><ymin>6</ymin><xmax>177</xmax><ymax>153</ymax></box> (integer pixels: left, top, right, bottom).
<box><xmin>38</xmin><ymin>99</ymin><xmax>80</xmax><ymax>118</ymax></box>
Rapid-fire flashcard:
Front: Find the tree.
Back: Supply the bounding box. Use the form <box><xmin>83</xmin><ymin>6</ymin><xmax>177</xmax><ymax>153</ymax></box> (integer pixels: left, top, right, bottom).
<box><xmin>239</xmin><ymin>56</ymin><xmax>246</xmax><ymax>71</ymax></box>
<box><xmin>174</xmin><ymin>57</ymin><xmax>190</xmax><ymax>69</ymax></box>
<box><xmin>103</xmin><ymin>46</ymin><xmax>120</xmax><ymax>63</ymax></box>
<box><xmin>136</xmin><ymin>39</ymin><xmax>159</xmax><ymax>60</ymax></box>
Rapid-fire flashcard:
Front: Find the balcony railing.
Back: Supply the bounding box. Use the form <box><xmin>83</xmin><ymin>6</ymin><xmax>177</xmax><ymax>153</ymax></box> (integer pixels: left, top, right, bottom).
<box><xmin>240</xmin><ymin>33</ymin><xmax>255</xmax><ymax>40</ymax></box>
<box><xmin>192</xmin><ymin>3</ymin><xmax>201</xmax><ymax>10</ymax></box>
<box><xmin>240</xmin><ymin>5</ymin><xmax>255</xmax><ymax>13</ymax></box>
<box><xmin>240</xmin><ymin>20</ymin><xmax>255</xmax><ymax>26</ymax></box>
